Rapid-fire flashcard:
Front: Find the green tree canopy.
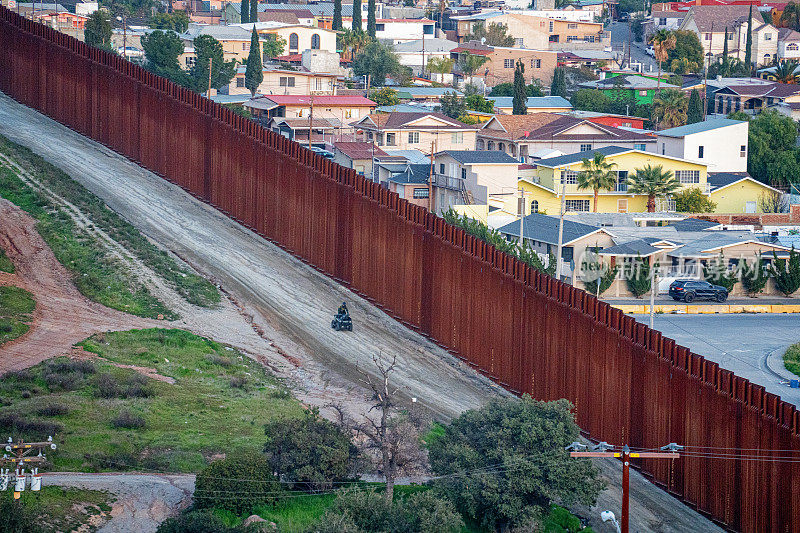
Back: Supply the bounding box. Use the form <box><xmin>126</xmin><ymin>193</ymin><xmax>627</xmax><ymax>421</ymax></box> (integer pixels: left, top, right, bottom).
<box><xmin>747</xmin><ymin>109</ymin><xmax>800</xmax><ymax>187</ymax></box>
<box><xmin>250</xmin><ymin>0</ymin><xmax>258</xmax><ymax>26</ymax></box>
<box><xmin>686</xmin><ymin>88</ymin><xmax>703</xmax><ymax>124</ymax></box>
<box><xmin>570</xmin><ymin>88</ymin><xmax>611</xmax><ymax>113</ymax></box>
<box><xmin>352</xmin><ymin>0</ymin><xmax>362</xmax><ymax>32</ymax></box>
<box><xmin>369</xmin><ymin>87</ymin><xmax>399</xmax><ymax>106</ymax></box>
<box><xmin>489</xmin><ymin>81</ymin><xmax>543</xmax><ymax>96</ymax></box>
<box><xmin>550</xmin><ymin>67</ymin><xmax>567</xmax><ymax>97</ymax></box>
<box><xmin>465</xmin><ymin>93</ymin><xmax>494</xmax><ymax>113</ymax></box>
<box><xmin>352</xmin><ymin>40</ymin><xmax>407</xmax><ymax>86</ymax></box>
<box><xmin>85</xmin><ymin>10</ymin><xmax>112</xmax><ymax>50</ymax></box>
<box><xmin>627</xmin><ymin>164</ymin><xmax>681</xmax><ymax>212</ymax></box>
<box><xmin>513</xmin><ymin>60</ymin><xmax>527</xmax><ymax>115</ymax></box>
<box><xmin>781</xmin><ymin>1</ymin><xmax>800</xmax><ymax>31</ymax></box>
<box><xmin>577</xmin><ymin>152</ymin><xmax>617</xmax><ymax>212</ymax></box>
<box><xmin>141</xmin><ymin>29</ymin><xmax>186</xmax><ymax>83</ymax></box>
<box><xmin>426</xmin><ymin>56</ymin><xmax>454</xmax><ymax>76</ymax></box>
<box><xmin>149</xmin><ymin>10</ymin><xmax>190</xmax><ymax>32</ymax></box>
<box><xmin>665</xmin><ymin>30</ymin><xmax>703</xmax><ymax>73</ymax></box>
<box><xmin>241</xmin><ymin>0</ymin><xmax>250</xmax><ymax>23</ymax></box>
<box><xmin>194</xmin><ymin>451</ymin><xmax>283</xmax><ymax>514</ymax></box>
<box><xmin>333</xmin><ymin>0</ymin><xmax>343</xmax><ymax>30</ymax></box>
<box><xmin>673</xmin><ymin>187</ymin><xmax>716</xmax><ymax>213</ymax></box>
<box><xmin>440</xmin><ymin>91</ymin><xmax>466</xmax><ymax>118</ymax></box>
<box><xmin>771</xmin><ymin>248</ymin><xmax>800</xmax><ymax>296</ymax></box>
<box><xmin>652</xmin><ymin>88</ymin><xmax>688</xmax><ymax>129</ymax></box>
<box><xmin>367</xmin><ymin>0</ymin><xmax>377</xmax><ymax>38</ymax></box>
<box><xmin>245</xmin><ymin>27</ymin><xmax>263</xmax><ymax>97</ymax></box>
<box><xmin>464</xmin><ymin>22</ymin><xmax>515</xmax><ymax>46</ymax></box>
<box><xmin>262</xmin><ymin>34</ymin><xmax>286</xmax><ymax>59</ymax></box>
<box><xmin>190</xmin><ymin>35</ymin><xmax>237</xmax><ymax>93</ymax></box>
<box><xmin>429</xmin><ymin>397</ymin><xmax>603</xmax><ymax>531</ymax></box>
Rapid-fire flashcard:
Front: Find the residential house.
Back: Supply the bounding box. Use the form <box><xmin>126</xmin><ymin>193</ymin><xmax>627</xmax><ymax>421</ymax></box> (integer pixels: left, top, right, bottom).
<box><xmin>778</xmin><ymin>27</ymin><xmax>800</xmax><ymax>62</ymax></box>
<box><xmin>476</xmin><ymin>113</ymin><xmax>655</xmax><ymax>162</ymax></box>
<box><xmin>709</xmin><ymin>78</ymin><xmax>800</xmax><ymax>114</ymax></box>
<box><xmin>244</xmin><ymin>95</ymin><xmax>377</xmax><ymax>123</ymax></box>
<box><xmin>393</xmin><ymin>38</ymin><xmax>459</xmax><ymax>77</ymax></box>
<box><xmin>679</xmin><ymin>5</ymin><xmax>778</xmax><ymax>65</ymax></box>
<box><xmin>707</xmin><ymin>172</ymin><xmax>784</xmax><ymax>213</ymax></box>
<box><xmin>557</xmin><ymin>49</ymin><xmax>616</xmax><ymax>69</ymax></box>
<box><xmin>259</xmin><ymin>9</ymin><xmax>315</xmax><ymax>26</ymax></box>
<box><xmin>450</xmin><ymin>42</ymin><xmax>558</xmax><ymax>86</ymax></box>
<box><xmin>451</xmin><ymin>12</ymin><xmax>609</xmax><ymax>50</ymax></box>
<box><xmin>351</xmin><ymin>112</ymin><xmax>478</xmax><ymax>155</ymax></box>
<box><xmin>650</xmin><ymin>10</ymin><xmax>686</xmax><ymax>32</ymax></box>
<box><xmin>227</xmin><ymin>67</ymin><xmax>338</xmax><ymax>96</ymax></box>
<box><xmin>332</xmin><ymin>141</ymin><xmax>387</xmax><ymax>179</ymax></box>
<box><xmin>432</xmin><ymin>150</ymin><xmax>521</xmax><ymax>205</ymax></box>
<box><xmin>578</xmin><ymin>74</ymin><xmax>680</xmax><ymax>105</ymax></box>
<box><xmin>488</xmin><ymin>96</ymin><xmax>573</xmax><ymax>114</ymax></box>
<box><xmin>341</xmin><ymin>18</ymin><xmax>435</xmax><ymax>43</ymax></box>
<box><xmin>655</xmin><ymin>118</ymin><xmax>749</xmax><ymax>173</ymax></box>
<box><xmin>517</xmin><ymin>146</ymin><xmax>711</xmax><ymax>215</ymax></box>
<box><xmin>179</xmin><ymin>24</ymin><xmax>253</xmax><ymax>64</ymax></box>
<box><xmin>395</xmin><ymin>87</ymin><xmax>463</xmax><ymax>104</ymax></box>
<box><xmin>266</xmin><ymin>117</ymin><xmax>341</xmax><ymax>148</ymax></box>
<box><xmin>32</xmin><ymin>9</ymin><xmax>88</xmax><ymax>29</ymax></box>
<box><xmin>256</xmin><ymin>23</ymin><xmax>338</xmax><ymax>55</ymax></box>
<box><xmin>383</xmin><ymin>163</ymin><xmax>439</xmax><ymax>210</ymax></box>
<box><xmin>564</xmin><ymin>110</ymin><xmax>645</xmax><ymax>129</ymax></box>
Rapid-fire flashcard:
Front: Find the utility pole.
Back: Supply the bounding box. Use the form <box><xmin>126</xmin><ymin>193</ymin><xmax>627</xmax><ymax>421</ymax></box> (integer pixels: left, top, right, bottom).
<box><xmin>1</xmin><ymin>437</ymin><xmax>57</xmax><ymax>499</ymax></box>
<box><xmin>555</xmin><ymin>180</ymin><xmax>566</xmax><ymax>281</ymax></box>
<box><xmin>428</xmin><ymin>140</ymin><xmax>435</xmax><ymax>213</ymax></box>
<box><xmin>627</xmin><ymin>18</ymin><xmax>632</xmax><ymax>69</ymax></box>
<box><xmin>207</xmin><ymin>56</ymin><xmax>213</xmax><ymax>97</ymax></box>
<box><xmin>649</xmin><ymin>254</ymin><xmax>657</xmax><ymax>329</ymax></box>
<box><xmin>421</xmin><ymin>26</ymin><xmax>426</xmax><ymax>78</ymax></box>
<box><xmin>518</xmin><ymin>188</ymin><xmax>526</xmax><ymax>253</ymax></box>
<box><xmin>567</xmin><ymin>442</ymin><xmax>682</xmax><ymax>533</ymax></box>
<box><xmin>308</xmin><ymin>94</ymin><xmax>314</xmax><ymax>149</ymax></box>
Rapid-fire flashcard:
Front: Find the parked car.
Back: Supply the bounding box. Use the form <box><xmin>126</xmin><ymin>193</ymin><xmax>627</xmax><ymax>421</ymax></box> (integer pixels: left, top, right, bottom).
<box><xmin>309</xmin><ymin>147</ymin><xmax>335</xmax><ymax>160</ymax></box>
<box><xmin>668</xmin><ymin>279</ymin><xmax>729</xmax><ymax>303</ymax></box>
<box><xmin>645</xmin><ymin>45</ymin><xmax>655</xmax><ymax>57</ymax></box>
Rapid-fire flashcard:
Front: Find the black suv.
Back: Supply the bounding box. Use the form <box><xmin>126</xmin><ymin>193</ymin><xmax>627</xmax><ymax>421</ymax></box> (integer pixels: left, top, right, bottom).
<box><xmin>669</xmin><ymin>279</ymin><xmax>729</xmax><ymax>303</ymax></box>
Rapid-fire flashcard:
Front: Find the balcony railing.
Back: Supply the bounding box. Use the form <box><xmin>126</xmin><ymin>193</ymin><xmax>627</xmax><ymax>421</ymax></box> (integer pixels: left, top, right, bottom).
<box><xmin>615</xmin><ymin>183</ymin><xmax>628</xmax><ymax>193</ymax></box>
<box><xmin>431</xmin><ymin>173</ymin><xmax>466</xmax><ymax>191</ymax></box>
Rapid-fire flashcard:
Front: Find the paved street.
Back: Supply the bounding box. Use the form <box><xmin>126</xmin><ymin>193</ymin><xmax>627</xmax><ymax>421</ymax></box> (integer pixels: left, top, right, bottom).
<box><xmin>607</xmin><ymin>21</ymin><xmax>659</xmax><ymax>73</ymax></box>
<box><xmin>606</xmin><ymin>296</ymin><xmax>798</xmax><ymax>305</ymax></box>
<box><xmin>633</xmin><ymin>313</ymin><xmax>800</xmax><ymax>405</ymax></box>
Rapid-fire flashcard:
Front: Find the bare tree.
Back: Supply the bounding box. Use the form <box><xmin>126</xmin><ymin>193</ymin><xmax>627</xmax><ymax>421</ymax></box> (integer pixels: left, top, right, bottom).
<box><xmin>758</xmin><ymin>191</ymin><xmax>789</xmax><ymax>213</ymax></box>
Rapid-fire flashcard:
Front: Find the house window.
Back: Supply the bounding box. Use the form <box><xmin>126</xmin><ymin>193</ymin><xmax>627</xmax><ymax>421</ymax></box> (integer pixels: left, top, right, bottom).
<box><xmin>549</xmin><ymin>35</ymin><xmax>560</xmax><ymax>42</ymax></box>
<box><xmin>764</xmin><ymin>54</ymin><xmax>771</xmax><ymax>63</ymax></box>
<box><xmin>584</xmin><ymin>35</ymin><xmax>595</xmax><ymax>42</ymax></box>
<box><xmin>549</xmin><ymin>20</ymin><xmax>554</xmax><ymax>32</ymax></box>
<box><xmin>451</xmin><ymin>132</ymin><xmax>463</xmax><ymax>144</ymax></box>
<box><xmin>408</xmin><ymin>131</ymin><xmax>420</xmax><ymax>143</ymax></box>
<box><xmin>375</xmin><ymin>23</ymin><xmax>385</xmax><ymax>31</ymax></box>
<box><xmin>676</xmin><ymin>170</ymin><xmax>700</xmax><ymax>183</ymax></box>
<box><xmin>387</xmin><ymin>133</ymin><xmax>397</xmax><ymax>146</ymax></box>
<box><xmin>532</xmin><ymin>58</ymin><xmax>541</xmax><ymax>68</ymax></box>
<box><xmin>413</xmin><ymin>188</ymin><xmax>429</xmax><ymax>198</ymax></box>
<box><xmin>704</xmin><ymin>33</ymin><xmax>711</xmax><ymax>40</ymax></box>
<box><xmin>498</xmin><ymin>142</ymin><xmax>505</xmax><ymax>151</ymax></box>
<box><xmin>311</xmin><ymin>34</ymin><xmax>321</xmax><ymax>49</ymax></box>
<box><xmin>461</xmin><ymin>168</ymin><xmax>467</xmax><ymax>180</ymax></box>
<box><xmin>661</xmin><ymin>143</ymin><xmax>665</xmax><ymax>155</ymax></box>
<box><xmin>487</xmin><ymin>141</ymin><xmax>495</xmax><ymax>150</ymax></box>
<box><xmin>504</xmin><ymin>59</ymin><xmax>514</xmax><ymax>68</ymax></box>
<box><xmin>568</xmin><ymin>23</ymin><xmax>578</xmax><ymax>29</ymax></box>
<box><xmin>530</xmin><ymin>199</ymin><xmax>539</xmax><ymax>213</ymax></box>
<box><xmin>477</xmin><ymin>139</ymin><xmax>485</xmax><ymax>149</ymax></box>
<box><xmin>639</xmin><ymin>90</ymin><xmax>647</xmax><ymax>96</ymax></box>
<box><xmin>698</xmin><ymin>146</ymin><xmax>704</xmax><ymax>158</ymax></box>
<box><xmin>765</xmin><ymin>33</ymin><xmax>772</xmax><ymax>40</ymax></box>
<box><xmin>439</xmin><ymin>163</ymin><xmax>445</xmax><ymax>174</ymax></box>
<box><xmin>580</xmin><ymin>143</ymin><xmax>592</xmax><ymax>151</ymax></box>
<box><xmin>186</xmin><ymin>56</ymin><xmax>196</xmax><ymax>68</ymax></box>
<box><xmin>634</xmin><ymin>143</ymin><xmax>646</xmax><ymax>151</ymax></box>
<box><xmin>515</xmin><ymin>38</ymin><xmax>524</xmax><ymax>47</ymax></box>
<box><xmin>236</xmin><ymin>77</ymin><xmax>245</xmax><ymax>87</ymax></box>
<box><xmin>658</xmin><ymin>17</ymin><xmax>666</xmax><ymax>25</ymax></box>
<box><xmin>243</xmin><ymin>42</ymin><xmax>249</xmax><ymax>51</ymax></box>
<box><xmin>563</xmin><ymin>170</ymin><xmax>578</xmax><ymax>184</ymax></box>
<box><xmin>367</xmin><ymin>131</ymin><xmax>374</xmax><ymax>141</ymax></box>
<box><xmin>289</xmin><ymin>33</ymin><xmax>299</xmax><ymax>51</ymax></box>
<box><xmin>565</xmin><ymin>199</ymin><xmax>590</xmax><ymax>212</ymax></box>
<box><xmin>279</xmin><ymin>77</ymin><xmax>296</xmax><ymax>87</ymax></box>
<box><xmin>789</xmin><ymin>43</ymin><xmax>800</xmax><ymax>51</ymax></box>
<box><xmin>728</xmin><ymin>32</ymin><xmax>734</xmax><ymax>40</ymax></box>
<box><xmin>740</xmin><ymin>145</ymin><xmax>747</xmax><ymax>157</ymax></box>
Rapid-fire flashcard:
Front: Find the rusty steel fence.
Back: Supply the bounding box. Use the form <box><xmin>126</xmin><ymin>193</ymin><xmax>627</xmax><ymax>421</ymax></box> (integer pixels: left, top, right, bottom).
<box><xmin>2</xmin><ymin>9</ymin><xmax>799</xmax><ymax>531</ymax></box>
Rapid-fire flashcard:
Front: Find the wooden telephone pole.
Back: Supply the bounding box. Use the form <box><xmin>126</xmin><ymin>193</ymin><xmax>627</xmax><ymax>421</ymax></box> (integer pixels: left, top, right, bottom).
<box><xmin>568</xmin><ymin>442</ymin><xmax>682</xmax><ymax>533</ymax></box>
<box><xmin>1</xmin><ymin>437</ymin><xmax>57</xmax><ymax>498</ymax></box>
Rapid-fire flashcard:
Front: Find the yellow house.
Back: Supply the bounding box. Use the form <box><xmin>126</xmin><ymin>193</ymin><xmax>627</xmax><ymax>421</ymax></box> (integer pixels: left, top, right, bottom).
<box><xmin>518</xmin><ymin>146</ymin><xmax>712</xmax><ymax>215</ymax></box>
<box><xmin>707</xmin><ymin>173</ymin><xmax>784</xmax><ymax>213</ymax></box>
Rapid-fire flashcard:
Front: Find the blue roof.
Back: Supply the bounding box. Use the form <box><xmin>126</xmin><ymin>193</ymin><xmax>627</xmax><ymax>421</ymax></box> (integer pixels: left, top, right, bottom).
<box><xmin>497</xmin><ymin>213</ymin><xmax>603</xmax><ymax>245</ymax></box>
<box><xmin>396</xmin><ymin>87</ymin><xmax>463</xmax><ymax>98</ymax></box>
<box><xmin>534</xmin><ymin>146</ymin><xmax>632</xmax><ymax>168</ymax></box>
<box><xmin>487</xmin><ymin>96</ymin><xmax>572</xmax><ymax>109</ymax></box>
<box><xmin>376</xmin><ymin>104</ymin><xmax>428</xmax><ymax>113</ymax></box>
<box><xmin>439</xmin><ymin>150</ymin><xmax>519</xmax><ymax>164</ymax></box>
<box><xmin>657</xmin><ymin>119</ymin><xmax>746</xmax><ymax>138</ymax></box>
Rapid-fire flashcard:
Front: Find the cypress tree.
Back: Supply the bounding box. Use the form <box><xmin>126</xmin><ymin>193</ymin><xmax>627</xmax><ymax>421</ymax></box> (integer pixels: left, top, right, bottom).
<box><xmin>250</xmin><ymin>0</ymin><xmax>258</xmax><ymax>26</ymax></box>
<box><xmin>513</xmin><ymin>60</ymin><xmax>527</xmax><ymax>115</ymax></box>
<box><xmin>745</xmin><ymin>4</ymin><xmax>753</xmax><ymax>69</ymax></box>
<box><xmin>550</xmin><ymin>68</ymin><xmax>566</xmax><ymax>97</ymax></box>
<box><xmin>352</xmin><ymin>0</ymin><xmax>362</xmax><ymax>32</ymax></box>
<box><xmin>722</xmin><ymin>26</ymin><xmax>729</xmax><ymax>71</ymax></box>
<box><xmin>687</xmin><ymin>89</ymin><xmax>702</xmax><ymax>124</ymax></box>
<box><xmin>333</xmin><ymin>0</ymin><xmax>342</xmax><ymax>30</ymax></box>
<box><xmin>245</xmin><ymin>26</ymin><xmax>263</xmax><ymax>97</ymax></box>
<box><xmin>367</xmin><ymin>0</ymin><xmax>376</xmax><ymax>38</ymax></box>
<box><xmin>241</xmin><ymin>0</ymin><xmax>249</xmax><ymax>24</ymax></box>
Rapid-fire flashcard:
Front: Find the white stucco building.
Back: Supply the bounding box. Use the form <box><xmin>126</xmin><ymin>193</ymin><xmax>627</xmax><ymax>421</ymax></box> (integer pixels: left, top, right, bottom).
<box><xmin>654</xmin><ymin>119</ymin><xmax>749</xmax><ymax>174</ymax></box>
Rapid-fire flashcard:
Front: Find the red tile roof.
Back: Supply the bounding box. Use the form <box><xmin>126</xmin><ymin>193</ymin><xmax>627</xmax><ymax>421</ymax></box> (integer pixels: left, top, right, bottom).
<box><xmin>262</xmin><ymin>95</ymin><xmax>377</xmax><ymax>106</ymax></box>
<box><xmin>274</xmin><ymin>53</ymin><xmax>302</xmax><ymax>62</ymax></box>
<box><xmin>334</xmin><ymin>141</ymin><xmax>388</xmax><ymax>160</ymax></box>
<box><xmin>451</xmin><ymin>47</ymin><xmax>493</xmax><ymax>56</ymax></box>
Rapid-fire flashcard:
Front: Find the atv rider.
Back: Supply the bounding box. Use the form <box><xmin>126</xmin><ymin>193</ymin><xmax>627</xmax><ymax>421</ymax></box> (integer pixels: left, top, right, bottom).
<box><xmin>337</xmin><ymin>301</ymin><xmax>349</xmax><ymax>318</ymax></box>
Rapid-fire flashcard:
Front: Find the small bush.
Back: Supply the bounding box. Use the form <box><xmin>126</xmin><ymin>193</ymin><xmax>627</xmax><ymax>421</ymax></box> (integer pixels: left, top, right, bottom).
<box><xmin>0</xmin><ymin>497</ymin><xmax>40</xmax><ymax>533</ymax></box>
<box><xmin>45</xmin><ymin>359</ymin><xmax>96</xmax><ymax>375</ymax></box>
<box><xmin>156</xmin><ymin>510</ymin><xmax>229</xmax><ymax>533</ymax></box>
<box><xmin>305</xmin><ymin>511</ymin><xmax>363</xmax><ymax>533</ymax></box>
<box><xmin>206</xmin><ymin>354</ymin><xmax>233</xmax><ymax>367</ymax></box>
<box><xmin>42</xmin><ymin>359</ymin><xmax>96</xmax><ymax>391</ymax></box>
<box><xmin>94</xmin><ymin>372</ymin><xmax>152</xmax><ymax>399</ymax></box>
<box><xmin>229</xmin><ymin>376</ymin><xmax>248</xmax><ymax>389</ymax></box>
<box><xmin>21</xmin><ymin>390</ymin><xmax>32</xmax><ymax>399</ymax></box>
<box><xmin>37</xmin><ymin>403</ymin><xmax>70</xmax><ymax>416</ymax></box>
<box><xmin>112</xmin><ymin>410</ymin><xmax>146</xmax><ymax>429</ymax></box>
<box><xmin>542</xmin><ymin>505</ymin><xmax>594</xmax><ymax>533</ymax></box>
<box><xmin>0</xmin><ymin>320</ymin><xmax>12</xmax><ymax>333</ymax></box>
<box><xmin>0</xmin><ymin>413</ymin><xmax>63</xmax><ymax>440</ymax></box>
<box><xmin>194</xmin><ymin>451</ymin><xmax>283</xmax><ymax>514</ymax></box>
<box><xmin>264</xmin><ymin>409</ymin><xmax>359</xmax><ymax>491</ymax></box>
<box><xmin>3</xmin><ymin>369</ymin><xmax>34</xmax><ymax>382</ymax></box>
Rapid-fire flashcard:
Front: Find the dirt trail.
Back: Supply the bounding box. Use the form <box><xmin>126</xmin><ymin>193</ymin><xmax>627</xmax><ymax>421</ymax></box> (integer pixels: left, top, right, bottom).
<box><xmin>0</xmin><ymin>92</ymin><xmax>724</xmax><ymax>533</ymax></box>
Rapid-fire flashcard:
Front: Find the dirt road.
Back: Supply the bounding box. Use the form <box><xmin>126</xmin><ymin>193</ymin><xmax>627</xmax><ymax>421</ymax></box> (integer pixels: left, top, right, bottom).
<box><xmin>0</xmin><ymin>92</ymin><xmax>723</xmax><ymax>532</ymax></box>
<box><xmin>43</xmin><ymin>472</ymin><xmax>195</xmax><ymax>533</ymax></box>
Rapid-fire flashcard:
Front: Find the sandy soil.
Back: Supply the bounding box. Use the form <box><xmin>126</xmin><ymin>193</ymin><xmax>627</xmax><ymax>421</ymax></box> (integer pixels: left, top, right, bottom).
<box><xmin>0</xmin><ymin>92</ymin><xmax>724</xmax><ymax>533</ymax></box>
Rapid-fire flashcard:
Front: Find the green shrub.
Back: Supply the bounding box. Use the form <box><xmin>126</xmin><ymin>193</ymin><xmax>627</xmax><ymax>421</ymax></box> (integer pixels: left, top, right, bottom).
<box><xmin>771</xmin><ymin>248</ymin><xmax>800</xmax><ymax>296</ymax></box>
<box><xmin>94</xmin><ymin>372</ymin><xmax>152</xmax><ymax>399</ymax></box>
<box><xmin>542</xmin><ymin>505</ymin><xmax>594</xmax><ymax>533</ymax></box>
<box><xmin>264</xmin><ymin>409</ymin><xmax>359</xmax><ymax>491</ymax></box>
<box><xmin>111</xmin><ymin>410</ymin><xmax>146</xmax><ymax>429</ymax></box>
<box><xmin>0</xmin><ymin>497</ymin><xmax>40</xmax><ymax>533</ymax></box>
<box><xmin>194</xmin><ymin>451</ymin><xmax>283</xmax><ymax>514</ymax></box>
<box><xmin>702</xmin><ymin>252</ymin><xmax>738</xmax><ymax>293</ymax></box>
<box><xmin>625</xmin><ymin>256</ymin><xmax>652</xmax><ymax>298</ymax></box>
<box><xmin>156</xmin><ymin>510</ymin><xmax>230</xmax><ymax>533</ymax></box>
<box><xmin>36</xmin><ymin>403</ymin><xmax>71</xmax><ymax>416</ymax></box>
<box><xmin>0</xmin><ymin>412</ymin><xmax>62</xmax><ymax>441</ymax></box>
<box><xmin>740</xmin><ymin>256</ymin><xmax>769</xmax><ymax>296</ymax></box>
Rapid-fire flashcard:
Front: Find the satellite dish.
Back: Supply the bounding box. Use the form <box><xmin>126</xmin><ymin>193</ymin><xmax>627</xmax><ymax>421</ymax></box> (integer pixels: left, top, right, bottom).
<box><xmin>481</xmin><ymin>37</ymin><xmax>486</xmax><ymax>44</ymax></box>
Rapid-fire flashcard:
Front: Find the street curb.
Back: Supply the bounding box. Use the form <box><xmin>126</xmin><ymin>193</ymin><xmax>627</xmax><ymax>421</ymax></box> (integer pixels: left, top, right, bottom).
<box><xmin>611</xmin><ymin>304</ymin><xmax>800</xmax><ymax>314</ymax></box>
<box><xmin>763</xmin><ymin>346</ymin><xmax>797</xmax><ymax>383</ymax></box>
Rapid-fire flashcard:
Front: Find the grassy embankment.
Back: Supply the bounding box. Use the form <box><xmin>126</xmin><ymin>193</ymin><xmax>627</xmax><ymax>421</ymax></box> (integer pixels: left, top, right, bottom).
<box><xmin>784</xmin><ymin>342</ymin><xmax>800</xmax><ymax>377</ymax></box>
<box><xmin>0</xmin><ymin>328</ymin><xmax>303</xmax><ymax>472</ymax></box>
<box><xmin>0</xmin><ymin>247</ymin><xmax>14</xmax><ymax>273</ymax></box>
<box><xmin>1</xmin><ymin>487</ymin><xmax>114</xmax><ymax>533</ymax></box>
<box><xmin>0</xmin><ymin>135</ymin><xmax>220</xmax><ymax>319</ymax></box>
<box><xmin>0</xmin><ymin>285</ymin><xmax>35</xmax><ymax>345</ymax></box>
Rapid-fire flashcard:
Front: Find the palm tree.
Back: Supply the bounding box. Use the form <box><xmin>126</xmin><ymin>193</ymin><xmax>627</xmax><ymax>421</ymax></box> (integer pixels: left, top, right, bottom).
<box><xmin>459</xmin><ymin>51</ymin><xmax>488</xmax><ymax>85</ymax></box>
<box><xmin>774</xmin><ymin>60</ymin><xmax>800</xmax><ymax>83</ymax></box>
<box><xmin>781</xmin><ymin>2</ymin><xmax>800</xmax><ymax>31</ymax></box>
<box><xmin>338</xmin><ymin>28</ymin><xmax>369</xmax><ymax>62</ymax></box>
<box><xmin>577</xmin><ymin>152</ymin><xmax>618</xmax><ymax>212</ymax></box>
<box><xmin>652</xmin><ymin>88</ymin><xmax>688</xmax><ymax>129</ymax></box>
<box><xmin>627</xmin><ymin>164</ymin><xmax>681</xmax><ymax>212</ymax></box>
<box><xmin>648</xmin><ymin>29</ymin><xmax>677</xmax><ymax>95</ymax></box>
<box><xmin>426</xmin><ymin>56</ymin><xmax>454</xmax><ymax>82</ymax></box>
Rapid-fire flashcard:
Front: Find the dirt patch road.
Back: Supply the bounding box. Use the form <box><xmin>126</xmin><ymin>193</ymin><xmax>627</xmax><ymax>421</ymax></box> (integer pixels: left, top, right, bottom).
<box><xmin>0</xmin><ymin>92</ymin><xmax>723</xmax><ymax>533</ymax></box>
<box><xmin>43</xmin><ymin>472</ymin><xmax>195</xmax><ymax>533</ymax></box>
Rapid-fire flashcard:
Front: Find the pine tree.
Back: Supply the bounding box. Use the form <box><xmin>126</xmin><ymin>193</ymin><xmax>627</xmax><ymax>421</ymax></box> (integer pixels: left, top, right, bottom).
<box><xmin>352</xmin><ymin>0</ymin><xmax>362</xmax><ymax>32</ymax></box>
<box><xmin>250</xmin><ymin>0</ymin><xmax>258</xmax><ymax>26</ymax></box>
<box><xmin>241</xmin><ymin>0</ymin><xmax>249</xmax><ymax>24</ymax></box>
<box><xmin>367</xmin><ymin>0</ymin><xmax>376</xmax><ymax>38</ymax></box>
<box><xmin>740</xmin><ymin>255</ymin><xmax>769</xmax><ymax>296</ymax></box>
<box><xmin>745</xmin><ymin>4</ymin><xmax>753</xmax><ymax>69</ymax></box>
<box><xmin>550</xmin><ymin>67</ymin><xmax>566</xmax><ymax>97</ymax></box>
<box><xmin>771</xmin><ymin>248</ymin><xmax>800</xmax><ymax>296</ymax></box>
<box><xmin>333</xmin><ymin>0</ymin><xmax>342</xmax><ymax>30</ymax></box>
<box><xmin>687</xmin><ymin>89</ymin><xmax>702</xmax><ymax>124</ymax></box>
<box><xmin>722</xmin><ymin>26</ymin><xmax>729</xmax><ymax>71</ymax></box>
<box><xmin>512</xmin><ymin>60</ymin><xmax>527</xmax><ymax>115</ymax></box>
<box><xmin>626</xmin><ymin>256</ymin><xmax>652</xmax><ymax>298</ymax></box>
<box><xmin>245</xmin><ymin>27</ymin><xmax>263</xmax><ymax>97</ymax></box>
